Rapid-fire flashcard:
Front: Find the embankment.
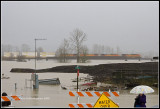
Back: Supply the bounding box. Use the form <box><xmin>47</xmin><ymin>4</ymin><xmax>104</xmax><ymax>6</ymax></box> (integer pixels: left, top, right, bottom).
<box><xmin>10</xmin><ymin>62</ymin><xmax>158</xmax><ymax>85</ymax></box>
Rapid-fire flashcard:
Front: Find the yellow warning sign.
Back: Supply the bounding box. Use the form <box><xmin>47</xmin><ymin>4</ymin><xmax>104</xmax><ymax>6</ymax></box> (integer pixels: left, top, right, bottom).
<box><xmin>94</xmin><ymin>93</ymin><xmax>119</xmax><ymax>108</ymax></box>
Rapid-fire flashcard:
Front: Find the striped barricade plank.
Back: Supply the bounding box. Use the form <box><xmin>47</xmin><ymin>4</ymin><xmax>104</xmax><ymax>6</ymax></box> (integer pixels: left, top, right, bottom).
<box><xmin>69</xmin><ymin>91</ymin><xmax>119</xmax><ymax>97</ymax></box>
<box><xmin>69</xmin><ymin>103</ymin><xmax>94</xmax><ymax>108</ymax></box>
<box><xmin>1</xmin><ymin>95</ymin><xmax>22</xmax><ymax>101</ymax></box>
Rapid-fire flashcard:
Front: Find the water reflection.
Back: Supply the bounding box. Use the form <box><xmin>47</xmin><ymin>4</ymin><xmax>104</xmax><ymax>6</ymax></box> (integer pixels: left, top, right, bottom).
<box><xmin>31</xmin><ymin>89</ymin><xmax>39</xmax><ymax>106</ymax></box>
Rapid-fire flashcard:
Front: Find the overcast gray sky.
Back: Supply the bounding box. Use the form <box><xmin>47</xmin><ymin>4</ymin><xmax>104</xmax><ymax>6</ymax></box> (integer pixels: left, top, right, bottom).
<box><xmin>1</xmin><ymin>1</ymin><xmax>159</xmax><ymax>55</ymax></box>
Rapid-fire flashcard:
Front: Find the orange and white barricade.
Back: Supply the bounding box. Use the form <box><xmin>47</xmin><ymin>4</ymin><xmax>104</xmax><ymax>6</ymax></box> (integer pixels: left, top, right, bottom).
<box><xmin>69</xmin><ymin>103</ymin><xmax>94</xmax><ymax>108</ymax></box>
<box><xmin>1</xmin><ymin>95</ymin><xmax>22</xmax><ymax>101</ymax></box>
<box><xmin>69</xmin><ymin>91</ymin><xmax>119</xmax><ymax>97</ymax></box>
<box><xmin>68</xmin><ymin>91</ymin><xmax>119</xmax><ymax>108</ymax></box>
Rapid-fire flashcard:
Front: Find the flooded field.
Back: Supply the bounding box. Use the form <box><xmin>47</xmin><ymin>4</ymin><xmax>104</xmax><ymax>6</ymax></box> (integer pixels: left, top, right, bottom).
<box><xmin>1</xmin><ymin>60</ymin><xmax>159</xmax><ymax>108</ymax></box>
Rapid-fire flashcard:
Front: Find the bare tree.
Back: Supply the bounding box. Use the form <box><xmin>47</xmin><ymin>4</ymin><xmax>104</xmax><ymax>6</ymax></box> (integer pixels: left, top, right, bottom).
<box><xmin>105</xmin><ymin>46</ymin><xmax>111</xmax><ymax>54</ymax></box>
<box><xmin>80</xmin><ymin>45</ymin><xmax>89</xmax><ymax>63</ymax></box>
<box><xmin>92</xmin><ymin>44</ymin><xmax>99</xmax><ymax>54</ymax></box>
<box><xmin>111</xmin><ymin>48</ymin><xmax>114</xmax><ymax>54</ymax></box>
<box><xmin>37</xmin><ymin>47</ymin><xmax>44</xmax><ymax>52</ymax></box>
<box><xmin>1</xmin><ymin>44</ymin><xmax>5</xmax><ymax>57</ymax></box>
<box><xmin>6</xmin><ymin>44</ymin><xmax>13</xmax><ymax>52</ymax></box>
<box><xmin>21</xmin><ymin>44</ymin><xmax>30</xmax><ymax>52</ymax></box>
<box><xmin>98</xmin><ymin>45</ymin><xmax>105</xmax><ymax>55</ymax></box>
<box><xmin>116</xmin><ymin>46</ymin><xmax>120</xmax><ymax>54</ymax></box>
<box><xmin>37</xmin><ymin>47</ymin><xmax>44</xmax><ymax>59</ymax></box>
<box><xmin>1</xmin><ymin>44</ymin><xmax>13</xmax><ymax>59</ymax></box>
<box><xmin>92</xmin><ymin>44</ymin><xmax>105</xmax><ymax>55</ymax></box>
<box><xmin>70</xmin><ymin>28</ymin><xmax>87</xmax><ymax>63</ymax></box>
<box><xmin>56</xmin><ymin>38</ymin><xmax>70</xmax><ymax>63</ymax></box>
<box><xmin>14</xmin><ymin>46</ymin><xmax>20</xmax><ymax>52</ymax></box>
<box><xmin>97</xmin><ymin>45</ymin><xmax>101</xmax><ymax>55</ymax></box>
<box><xmin>101</xmin><ymin>45</ymin><xmax>105</xmax><ymax>54</ymax></box>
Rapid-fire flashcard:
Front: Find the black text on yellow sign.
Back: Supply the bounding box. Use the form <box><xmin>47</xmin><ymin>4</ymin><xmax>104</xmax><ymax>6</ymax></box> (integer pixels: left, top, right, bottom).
<box><xmin>99</xmin><ymin>100</ymin><xmax>110</xmax><ymax>107</ymax></box>
<box><xmin>94</xmin><ymin>93</ymin><xmax>119</xmax><ymax>108</ymax></box>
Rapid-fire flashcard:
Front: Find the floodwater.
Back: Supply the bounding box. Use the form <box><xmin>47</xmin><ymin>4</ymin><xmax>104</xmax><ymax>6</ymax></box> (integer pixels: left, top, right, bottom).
<box><xmin>1</xmin><ymin>59</ymin><xmax>159</xmax><ymax>108</ymax></box>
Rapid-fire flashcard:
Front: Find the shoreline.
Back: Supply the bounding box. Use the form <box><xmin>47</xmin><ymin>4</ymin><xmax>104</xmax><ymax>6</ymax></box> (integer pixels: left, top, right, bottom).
<box><xmin>10</xmin><ymin>62</ymin><xmax>158</xmax><ymax>88</ymax></box>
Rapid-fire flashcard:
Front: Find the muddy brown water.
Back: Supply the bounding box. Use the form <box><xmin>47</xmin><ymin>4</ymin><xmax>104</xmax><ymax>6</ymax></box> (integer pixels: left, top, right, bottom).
<box><xmin>1</xmin><ymin>60</ymin><xmax>159</xmax><ymax>108</ymax></box>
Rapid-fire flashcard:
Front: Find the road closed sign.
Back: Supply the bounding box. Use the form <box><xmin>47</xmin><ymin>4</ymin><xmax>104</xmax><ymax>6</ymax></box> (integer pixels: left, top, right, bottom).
<box><xmin>94</xmin><ymin>93</ymin><xmax>119</xmax><ymax>108</ymax></box>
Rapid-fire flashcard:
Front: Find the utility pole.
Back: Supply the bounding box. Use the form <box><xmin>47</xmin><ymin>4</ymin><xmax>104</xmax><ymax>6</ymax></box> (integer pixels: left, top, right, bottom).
<box><xmin>75</xmin><ymin>65</ymin><xmax>80</xmax><ymax>104</ymax></box>
<box><xmin>33</xmin><ymin>38</ymin><xmax>47</xmax><ymax>89</ymax></box>
<box><xmin>35</xmin><ymin>39</ymin><xmax>36</xmax><ymax>74</ymax></box>
<box><xmin>75</xmin><ymin>65</ymin><xmax>80</xmax><ymax>91</ymax></box>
